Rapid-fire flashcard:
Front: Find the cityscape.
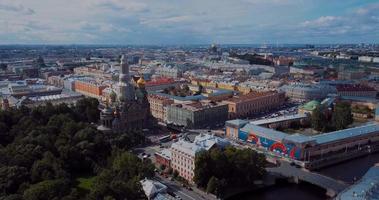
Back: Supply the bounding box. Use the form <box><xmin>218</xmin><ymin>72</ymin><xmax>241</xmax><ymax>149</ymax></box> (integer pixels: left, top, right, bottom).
<box><xmin>1</xmin><ymin>1</ymin><xmax>379</xmax><ymax>200</ymax></box>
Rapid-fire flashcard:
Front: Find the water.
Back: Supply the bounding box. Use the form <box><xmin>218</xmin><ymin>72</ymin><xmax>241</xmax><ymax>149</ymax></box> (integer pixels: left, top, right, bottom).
<box><xmin>229</xmin><ymin>153</ymin><xmax>379</xmax><ymax>200</ymax></box>
<box><xmin>229</xmin><ymin>182</ymin><xmax>326</xmax><ymax>200</ymax></box>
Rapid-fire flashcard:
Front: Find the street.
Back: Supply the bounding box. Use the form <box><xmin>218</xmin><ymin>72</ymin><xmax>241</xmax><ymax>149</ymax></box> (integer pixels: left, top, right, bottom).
<box><xmin>154</xmin><ymin>175</ymin><xmax>216</xmax><ymax>200</ymax></box>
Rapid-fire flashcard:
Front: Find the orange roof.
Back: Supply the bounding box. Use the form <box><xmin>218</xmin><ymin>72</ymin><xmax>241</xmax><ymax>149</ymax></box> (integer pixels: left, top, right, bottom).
<box><xmin>226</xmin><ymin>91</ymin><xmax>277</xmax><ymax>103</ymax></box>
<box><xmin>146</xmin><ymin>78</ymin><xmax>175</xmax><ymax>86</ymax></box>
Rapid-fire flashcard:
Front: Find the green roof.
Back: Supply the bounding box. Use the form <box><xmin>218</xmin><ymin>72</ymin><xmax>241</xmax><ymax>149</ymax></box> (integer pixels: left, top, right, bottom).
<box><xmin>301</xmin><ymin>100</ymin><xmax>320</xmax><ymax>111</ymax></box>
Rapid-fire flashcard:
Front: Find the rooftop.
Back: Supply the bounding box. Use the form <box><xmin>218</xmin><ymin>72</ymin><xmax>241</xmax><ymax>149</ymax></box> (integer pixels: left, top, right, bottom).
<box><xmin>234</xmin><ymin>120</ymin><xmax>379</xmax><ymax>145</ymax></box>
<box><xmin>336</xmin><ymin>84</ymin><xmax>376</xmax><ymax>92</ymax></box>
<box><xmin>225</xmin><ymin>91</ymin><xmax>278</xmax><ymax>103</ymax></box>
<box><xmin>337</xmin><ymin>164</ymin><xmax>379</xmax><ymax>200</ymax></box>
<box><xmin>251</xmin><ymin>114</ymin><xmax>308</xmax><ymax>126</ymax></box>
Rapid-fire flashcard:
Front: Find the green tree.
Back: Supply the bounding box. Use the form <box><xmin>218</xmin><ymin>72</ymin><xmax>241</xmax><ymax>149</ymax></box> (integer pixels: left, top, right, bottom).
<box><xmin>333</xmin><ymin>102</ymin><xmax>353</xmax><ymax>130</ymax></box>
<box><xmin>22</xmin><ymin>179</ymin><xmax>70</xmax><ymax>200</ymax></box>
<box><xmin>206</xmin><ymin>176</ymin><xmax>218</xmax><ymax>194</ymax></box>
<box><xmin>311</xmin><ymin>106</ymin><xmax>326</xmax><ymax>131</ymax></box>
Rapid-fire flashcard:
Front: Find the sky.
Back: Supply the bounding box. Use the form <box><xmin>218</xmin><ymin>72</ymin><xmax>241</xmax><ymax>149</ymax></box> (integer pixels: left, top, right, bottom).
<box><xmin>0</xmin><ymin>0</ymin><xmax>378</xmax><ymax>45</ymax></box>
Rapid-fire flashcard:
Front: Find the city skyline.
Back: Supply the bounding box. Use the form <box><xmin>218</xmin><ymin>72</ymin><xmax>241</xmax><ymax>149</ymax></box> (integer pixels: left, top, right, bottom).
<box><xmin>0</xmin><ymin>0</ymin><xmax>379</xmax><ymax>45</ymax></box>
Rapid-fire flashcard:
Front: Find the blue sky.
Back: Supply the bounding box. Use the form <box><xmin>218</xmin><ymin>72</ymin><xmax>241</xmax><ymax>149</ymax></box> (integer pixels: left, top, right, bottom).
<box><xmin>0</xmin><ymin>0</ymin><xmax>378</xmax><ymax>44</ymax></box>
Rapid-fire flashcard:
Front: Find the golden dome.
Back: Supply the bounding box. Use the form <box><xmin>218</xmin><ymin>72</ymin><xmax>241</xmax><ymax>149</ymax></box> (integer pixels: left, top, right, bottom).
<box><xmin>137</xmin><ymin>76</ymin><xmax>146</xmax><ymax>87</ymax></box>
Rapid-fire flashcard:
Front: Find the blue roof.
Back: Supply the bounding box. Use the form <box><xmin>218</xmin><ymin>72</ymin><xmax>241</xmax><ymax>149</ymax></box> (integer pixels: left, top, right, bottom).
<box><xmin>240</xmin><ymin>123</ymin><xmax>290</xmax><ymax>142</ymax></box>
<box><xmin>337</xmin><ymin>164</ymin><xmax>379</xmax><ymax>200</ymax></box>
<box><xmin>239</xmin><ymin>121</ymin><xmax>379</xmax><ymax>145</ymax></box>
<box><xmin>312</xmin><ymin>123</ymin><xmax>379</xmax><ymax>144</ymax></box>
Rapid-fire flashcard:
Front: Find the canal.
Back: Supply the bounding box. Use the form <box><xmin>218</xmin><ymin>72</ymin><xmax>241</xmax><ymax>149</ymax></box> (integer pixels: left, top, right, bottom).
<box><xmin>228</xmin><ymin>153</ymin><xmax>379</xmax><ymax>200</ymax></box>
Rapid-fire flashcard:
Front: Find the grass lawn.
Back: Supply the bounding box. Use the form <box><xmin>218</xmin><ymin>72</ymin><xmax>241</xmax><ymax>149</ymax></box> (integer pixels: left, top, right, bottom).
<box><xmin>76</xmin><ymin>176</ymin><xmax>96</xmax><ymax>191</ymax></box>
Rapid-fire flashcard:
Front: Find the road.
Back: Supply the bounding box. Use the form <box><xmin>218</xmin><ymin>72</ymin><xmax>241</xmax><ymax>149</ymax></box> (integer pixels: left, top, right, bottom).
<box><xmin>155</xmin><ymin>175</ymin><xmax>216</xmax><ymax>200</ymax></box>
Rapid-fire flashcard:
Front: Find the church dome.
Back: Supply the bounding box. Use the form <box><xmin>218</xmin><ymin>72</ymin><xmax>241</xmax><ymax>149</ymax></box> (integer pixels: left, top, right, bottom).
<box><xmin>137</xmin><ymin>76</ymin><xmax>146</xmax><ymax>87</ymax></box>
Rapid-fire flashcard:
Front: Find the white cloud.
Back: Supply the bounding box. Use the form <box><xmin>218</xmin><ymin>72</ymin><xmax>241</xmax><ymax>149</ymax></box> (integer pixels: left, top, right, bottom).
<box><xmin>0</xmin><ymin>1</ymin><xmax>35</xmax><ymax>15</ymax></box>
<box><xmin>301</xmin><ymin>16</ymin><xmax>341</xmax><ymax>27</ymax></box>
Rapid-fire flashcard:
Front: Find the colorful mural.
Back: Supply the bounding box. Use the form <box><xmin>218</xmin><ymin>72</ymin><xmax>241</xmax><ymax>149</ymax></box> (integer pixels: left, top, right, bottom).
<box><xmin>238</xmin><ymin>130</ymin><xmax>302</xmax><ymax>160</ymax></box>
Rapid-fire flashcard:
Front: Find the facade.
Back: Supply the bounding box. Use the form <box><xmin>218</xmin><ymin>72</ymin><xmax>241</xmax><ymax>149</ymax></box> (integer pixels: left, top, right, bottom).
<box><xmin>280</xmin><ymin>83</ymin><xmax>336</xmax><ymax>101</ymax></box>
<box><xmin>167</xmin><ymin>101</ymin><xmax>228</xmax><ymax>128</ymax></box>
<box><xmin>170</xmin><ymin>134</ymin><xmax>230</xmax><ymax>182</ymax></box>
<box><xmin>7</xmin><ymin>81</ymin><xmax>62</xmax><ymax>98</ymax></box>
<box><xmin>156</xmin><ymin>65</ymin><xmax>181</xmax><ymax>78</ymax></box>
<box><xmin>223</xmin><ymin>91</ymin><xmax>285</xmax><ymax>119</ymax></box>
<box><xmin>154</xmin><ymin>149</ymin><xmax>171</xmax><ymax>169</ymax></box>
<box><xmin>146</xmin><ymin>78</ymin><xmax>184</xmax><ymax>91</ymax></box>
<box><xmin>73</xmin><ymin>66</ymin><xmax>112</xmax><ymax>79</ymax></box>
<box><xmin>336</xmin><ymin>84</ymin><xmax>377</xmax><ymax>98</ymax></box>
<box><xmin>290</xmin><ymin>66</ymin><xmax>324</xmax><ymax>76</ymax></box>
<box><xmin>225</xmin><ymin>119</ymin><xmax>379</xmax><ymax>169</ymax></box>
<box><xmin>148</xmin><ymin>94</ymin><xmax>174</xmax><ymax>122</ymax></box>
<box><xmin>98</xmin><ymin>55</ymin><xmax>151</xmax><ymax>133</ymax></box>
<box><xmin>338</xmin><ymin>70</ymin><xmax>366</xmax><ymax>80</ymax></box>
<box><xmin>74</xmin><ymin>79</ymin><xmax>107</xmax><ymax>99</ymax></box>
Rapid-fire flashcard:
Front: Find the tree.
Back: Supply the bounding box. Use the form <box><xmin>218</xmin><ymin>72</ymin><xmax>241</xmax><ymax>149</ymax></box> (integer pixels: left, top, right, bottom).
<box><xmin>194</xmin><ymin>146</ymin><xmax>266</xmax><ymax>197</ymax></box>
<box><xmin>311</xmin><ymin>106</ymin><xmax>326</xmax><ymax>131</ymax></box>
<box><xmin>333</xmin><ymin>102</ymin><xmax>353</xmax><ymax>130</ymax></box>
<box><xmin>206</xmin><ymin>176</ymin><xmax>218</xmax><ymax>194</ymax></box>
<box><xmin>22</xmin><ymin>179</ymin><xmax>70</xmax><ymax>200</ymax></box>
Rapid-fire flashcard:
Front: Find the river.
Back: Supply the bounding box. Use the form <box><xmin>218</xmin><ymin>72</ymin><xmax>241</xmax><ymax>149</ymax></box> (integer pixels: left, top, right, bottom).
<box><xmin>228</xmin><ymin>153</ymin><xmax>379</xmax><ymax>200</ymax></box>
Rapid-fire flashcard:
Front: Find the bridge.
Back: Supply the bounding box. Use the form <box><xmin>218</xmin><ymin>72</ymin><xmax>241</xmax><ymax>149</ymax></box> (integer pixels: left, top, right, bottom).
<box><xmin>267</xmin><ymin>162</ymin><xmax>349</xmax><ymax>197</ymax></box>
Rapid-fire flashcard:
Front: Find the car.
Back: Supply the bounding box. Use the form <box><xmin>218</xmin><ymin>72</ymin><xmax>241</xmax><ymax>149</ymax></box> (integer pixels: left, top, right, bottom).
<box><xmin>175</xmin><ymin>195</ymin><xmax>181</xmax><ymax>199</ymax></box>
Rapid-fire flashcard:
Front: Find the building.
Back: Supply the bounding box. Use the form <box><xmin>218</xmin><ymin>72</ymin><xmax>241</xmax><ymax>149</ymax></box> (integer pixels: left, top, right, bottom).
<box><xmin>97</xmin><ymin>55</ymin><xmax>151</xmax><ymax>133</ymax></box>
<box><xmin>358</xmin><ymin>56</ymin><xmax>374</xmax><ymax>63</ymax></box>
<box><xmin>170</xmin><ymin>134</ymin><xmax>230</xmax><ymax>182</ymax></box>
<box><xmin>156</xmin><ymin>65</ymin><xmax>181</xmax><ymax>78</ymax></box>
<box><xmin>250</xmin><ymin>113</ymin><xmax>309</xmax><ymax>129</ymax></box>
<box><xmin>5</xmin><ymin>81</ymin><xmax>62</xmax><ymax>98</ymax></box>
<box><xmin>298</xmin><ymin>100</ymin><xmax>321</xmax><ymax>115</ymax></box>
<box><xmin>140</xmin><ymin>178</ymin><xmax>168</xmax><ymax>200</ymax></box>
<box><xmin>290</xmin><ymin>66</ymin><xmax>324</xmax><ymax>76</ymax></box>
<box><xmin>336</xmin><ymin>84</ymin><xmax>377</xmax><ymax>98</ymax></box>
<box><xmin>145</xmin><ymin>78</ymin><xmax>184</xmax><ymax>91</ymax></box>
<box><xmin>74</xmin><ymin>79</ymin><xmax>107</xmax><ymax>99</ymax></box>
<box><xmin>338</xmin><ymin>70</ymin><xmax>366</xmax><ymax>80</ymax></box>
<box><xmin>148</xmin><ymin>94</ymin><xmax>174</xmax><ymax>122</ymax></box>
<box><xmin>337</xmin><ymin>163</ymin><xmax>379</xmax><ymax>200</ymax></box>
<box><xmin>154</xmin><ymin>149</ymin><xmax>171</xmax><ymax>169</ymax></box>
<box><xmin>280</xmin><ymin>83</ymin><xmax>336</xmax><ymax>101</ymax></box>
<box><xmin>167</xmin><ymin>101</ymin><xmax>228</xmax><ymax>128</ymax></box>
<box><xmin>73</xmin><ymin>66</ymin><xmax>112</xmax><ymax>79</ymax></box>
<box><xmin>225</xmin><ymin>119</ymin><xmax>379</xmax><ymax>169</ymax></box>
<box><xmin>3</xmin><ymin>93</ymin><xmax>84</xmax><ymax>108</ymax></box>
<box><xmin>223</xmin><ymin>91</ymin><xmax>285</xmax><ymax>119</ymax></box>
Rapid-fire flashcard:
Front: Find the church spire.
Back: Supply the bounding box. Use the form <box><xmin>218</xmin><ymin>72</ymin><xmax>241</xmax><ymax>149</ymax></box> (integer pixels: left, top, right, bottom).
<box><xmin>118</xmin><ymin>54</ymin><xmax>134</xmax><ymax>101</ymax></box>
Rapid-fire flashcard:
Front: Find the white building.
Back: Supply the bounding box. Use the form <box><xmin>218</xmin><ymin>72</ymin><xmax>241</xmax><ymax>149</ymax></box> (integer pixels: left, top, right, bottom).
<box><xmin>170</xmin><ymin>134</ymin><xmax>230</xmax><ymax>182</ymax></box>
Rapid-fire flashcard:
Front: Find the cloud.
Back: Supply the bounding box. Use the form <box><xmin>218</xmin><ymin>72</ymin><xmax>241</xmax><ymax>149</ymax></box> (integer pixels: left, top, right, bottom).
<box><xmin>301</xmin><ymin>16</ymin><xmax>342</xmax><ymax>28</ymax></box>
<box><xmin>0</xmin><ymin>0</ymin><xmax>378</xmax><ymax>44</ymax></box>
<box><xmin>0</xmin><ymin>2</ymin><xmax>35</xmax><ymax>15</ymax></box>
<box><xmin>86</xmin><ymin>0</ymin><xmax>148</xmax><ymax>13</ymax></box>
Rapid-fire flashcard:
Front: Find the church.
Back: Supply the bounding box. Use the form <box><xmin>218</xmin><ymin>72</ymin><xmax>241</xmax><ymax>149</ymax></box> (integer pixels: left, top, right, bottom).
<box><xmin>97</xmin><ymin>55</ymin><xmax>151</xmax><ymax>133</ymax></box>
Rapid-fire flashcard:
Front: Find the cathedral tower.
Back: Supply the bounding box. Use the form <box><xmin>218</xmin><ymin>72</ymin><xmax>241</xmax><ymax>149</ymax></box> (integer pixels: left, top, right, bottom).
<box><xmin>118</xmin><ymin>55</ymin><xmax>134</xmax><ymax>101</ymax></box>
